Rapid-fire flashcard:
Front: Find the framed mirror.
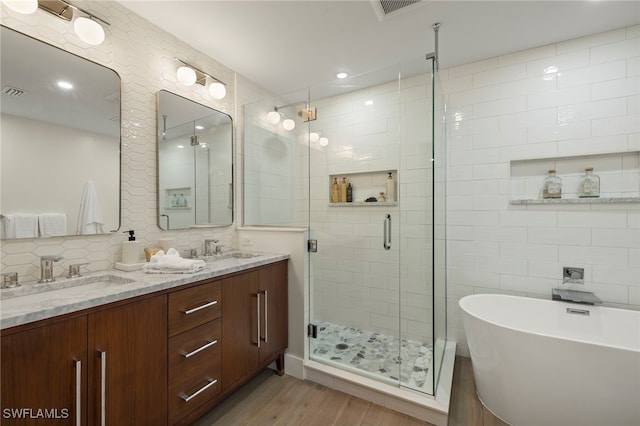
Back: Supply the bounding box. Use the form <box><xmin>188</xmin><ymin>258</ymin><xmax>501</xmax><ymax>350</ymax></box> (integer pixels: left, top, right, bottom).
<box><xmin>157</xmin><ymin>90</ymin><xmax>233</xmax><ymax>230</ymax></box>
<box><xmin>0</xmin><ymin>26</ymin><xmax>121</xmax><ymax>239</ymax></box>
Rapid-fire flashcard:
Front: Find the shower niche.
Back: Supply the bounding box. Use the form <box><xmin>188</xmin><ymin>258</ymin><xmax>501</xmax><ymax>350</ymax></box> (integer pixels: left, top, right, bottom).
<box><xmin>328</xmin><ymin>170</ymin><xmax>397</xmax><ymax>206</ymax></box>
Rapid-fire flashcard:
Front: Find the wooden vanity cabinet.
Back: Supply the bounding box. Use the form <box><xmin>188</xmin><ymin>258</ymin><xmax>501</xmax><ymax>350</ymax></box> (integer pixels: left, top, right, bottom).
<box><xmin>1</xmin><ymin>316</ymin><xmax>88</xmax><ymax>426</ymax></box>
<box><xmin>222</xmin><ymin>260</ymin><xmax>288</xmax><ymax>392</ymax></box>
<box><xmin>1</xmin><ymin>259</ymin><xmax>288</xmax><ymax>426</ymax></box>
<box><xmin>0</xmin><ymin>294</ymin><xmax>167</xmax><ymax>426</ymax></box>
<box><xmin>88</xmin><ymin>295</ymin><xmax>167</xmax><ymax>426</ymax></box>
<box><xmin>167</xmin><ymin>280</ymin><xmax>222</xmax><ymax>425</ymax></box>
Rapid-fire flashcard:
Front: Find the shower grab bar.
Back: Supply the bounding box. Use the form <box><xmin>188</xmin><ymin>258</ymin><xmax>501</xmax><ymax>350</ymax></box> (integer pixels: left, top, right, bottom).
<box><xmin>383</xmin><ymin>214</ymin><xmax>391</xmax><ymax>250</ymax></box>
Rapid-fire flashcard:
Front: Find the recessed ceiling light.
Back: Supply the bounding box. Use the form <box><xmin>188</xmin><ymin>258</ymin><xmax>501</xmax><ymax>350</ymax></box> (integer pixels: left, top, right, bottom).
<box><xmin>57</xmin><ymin>81</ymin><xmax>73</xmax><ymax>90</ymax></box>
<box><xmin>364</xmin><ymin>100</ymin><xmax>374</xmax><ymax>106</ymax></box>
<box><xmin>195</xmin><ymin>125</ymin><xmax>204</xmax><ymax>130</ymax></box>
<box><xmin>336</xmin><ymin>72</ymin><xmax>348</xmax><ymax>79</ymax></box>
<box><xmin>177</xmin><ymin>144</ymin><xmax>185</xmax><ymax>149</ymax></box>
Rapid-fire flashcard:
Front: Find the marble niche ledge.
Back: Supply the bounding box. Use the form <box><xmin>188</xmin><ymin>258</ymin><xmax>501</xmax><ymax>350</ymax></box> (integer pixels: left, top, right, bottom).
<box><xmin>510</xmin><ymin>197</ymin><xmax>640</xmax><ymax>205</ymax></box>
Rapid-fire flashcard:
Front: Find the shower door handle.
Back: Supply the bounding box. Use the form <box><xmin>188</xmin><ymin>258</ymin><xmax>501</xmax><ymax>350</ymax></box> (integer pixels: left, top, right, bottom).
<box><xmin>383</xmin><ymin>214</ymin><xmax>391</xmax><ymax>250</ymax></box>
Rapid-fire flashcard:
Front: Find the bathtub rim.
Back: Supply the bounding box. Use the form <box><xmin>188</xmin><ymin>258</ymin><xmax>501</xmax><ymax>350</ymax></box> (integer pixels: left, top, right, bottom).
<box><xmin>459</xmin><ymin>293</ymin><xmax>639</xmax><ymax>353</ymax></box>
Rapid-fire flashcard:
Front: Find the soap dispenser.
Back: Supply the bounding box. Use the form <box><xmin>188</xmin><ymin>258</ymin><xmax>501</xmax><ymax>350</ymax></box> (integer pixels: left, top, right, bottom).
<box><xmin>122</xmin><ymin>230</ymin><xmax>143</xmax><ymax>264</ymax></box>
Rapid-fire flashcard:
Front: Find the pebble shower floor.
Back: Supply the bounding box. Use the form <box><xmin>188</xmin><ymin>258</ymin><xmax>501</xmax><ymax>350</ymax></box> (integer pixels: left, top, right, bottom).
<box><xmin>310</xmin><ymin>321</ymin><xmax>433</xmax><ymax>392</ymax></box>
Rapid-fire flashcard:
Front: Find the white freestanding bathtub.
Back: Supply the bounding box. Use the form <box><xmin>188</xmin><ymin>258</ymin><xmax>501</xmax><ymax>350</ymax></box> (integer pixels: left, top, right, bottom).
<box><xmin>459</xmin><ymin>294</ymin><xmax>640</xmax><ymax>426</ymax></box>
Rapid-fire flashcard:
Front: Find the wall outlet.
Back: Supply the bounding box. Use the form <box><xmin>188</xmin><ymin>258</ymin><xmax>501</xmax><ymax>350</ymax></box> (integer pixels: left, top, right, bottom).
<box><xmin>240</xmin><ymin>237</ymin><xmax>252</xmax><ymax>246</ymax></box>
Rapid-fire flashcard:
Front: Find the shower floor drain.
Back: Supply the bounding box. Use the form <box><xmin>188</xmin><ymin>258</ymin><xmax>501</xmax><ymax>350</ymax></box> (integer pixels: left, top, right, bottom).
<box><xmin>335</xmin><ymin>343</ymin><xmax>349</xmax><ymax>350</ymax></box>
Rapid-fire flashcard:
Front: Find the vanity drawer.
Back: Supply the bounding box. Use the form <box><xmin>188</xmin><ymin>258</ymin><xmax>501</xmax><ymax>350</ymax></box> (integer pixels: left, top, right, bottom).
<box><xmin>169</xmin><ymin>280</ymin><xmax>221</xmax><ymax>336</ymax></box>
<box><xmin>169</xmin><ymin>319</ymin><xmax>221</xmax><ymax>424</ymax></box>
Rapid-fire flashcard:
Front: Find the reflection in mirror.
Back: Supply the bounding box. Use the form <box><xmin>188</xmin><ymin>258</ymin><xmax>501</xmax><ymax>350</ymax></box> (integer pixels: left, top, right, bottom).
<box><xmin>0</xmin><ymin>26</ymin><xmax>121</xmax><ymax>239</ymax></box>
<box><xmin>157</xmin><ymin>90</ymin><xmax>233</xmax><ymax>230</ymax></box>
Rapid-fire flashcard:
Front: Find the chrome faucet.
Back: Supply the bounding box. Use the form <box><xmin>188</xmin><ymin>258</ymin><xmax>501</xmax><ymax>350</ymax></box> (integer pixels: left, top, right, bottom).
<box><xmin>39</xmin><ymin>255</ymin><xmax>64</xmax><ymax>283</ymax></box>
<box><xmin>204</xmin><ymin>239</ymin><xmax>221</xmax><ymax>256</ymax></box>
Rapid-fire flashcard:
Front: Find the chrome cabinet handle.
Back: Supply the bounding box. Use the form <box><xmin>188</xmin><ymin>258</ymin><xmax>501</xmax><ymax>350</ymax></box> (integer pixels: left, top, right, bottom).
<box><xmin>179</xmin><ymin>378</ymin><xmax>217</xmax><ymax>402</ymax></box>
<box><xmin>383</xmin><ymin>214</ymin><xmax>392</xmax><ymax>250</ymax></box>
<box><xmin>74</xmin><ymin>360</ymin><xmax>81</xmax><ymax>426</ymax></box>
<box><xmin>256</xmin><ymin>292</ymin><xmax>261</xmax><ymax>348</ymax></box>
<box><xmin>181</xmin><ymin>300</ymin><xmax>217</xmax><ymax>315</ymax></box>
<box><xmin>261</xmin><ymin>290</ymin><xmax>268</xmax><ymax>343</ymax></box>
<box><xmin>181</xmin><ymin>340</ymin><xmax>218</xmax><ymax>358</ymax></box>
<box><xmin>99</xmin><ymin>351</ymin><xmax>106</xmax><ymax>426</ymax></box>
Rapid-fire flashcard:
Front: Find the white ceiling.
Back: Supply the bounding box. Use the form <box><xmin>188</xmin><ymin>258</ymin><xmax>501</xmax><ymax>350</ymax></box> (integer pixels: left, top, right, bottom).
<box><xmin>117</xmin><ymin>0</ymin><xmax>639</xmax><ymax>97</ymax></box>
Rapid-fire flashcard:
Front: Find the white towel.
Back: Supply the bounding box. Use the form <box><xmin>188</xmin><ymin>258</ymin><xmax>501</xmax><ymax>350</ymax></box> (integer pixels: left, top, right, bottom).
<box><xmin>3</xmin><ymin>214</ymin><xmax>38</xmax><ymax>238</ymax></box>
<box><xmin>77</xmin><ymin>181</ymin><xmax>105</xmax><ymax>235</ymax></box>
<box><xmin>143</xmin><ymin>248</ymin><xmax>206</xmax><ymax>274</ymax></box>
<box><xmin>38</xmin><ymin>213</ymin><xmax>68</xmax><ymax>237</ymax></box>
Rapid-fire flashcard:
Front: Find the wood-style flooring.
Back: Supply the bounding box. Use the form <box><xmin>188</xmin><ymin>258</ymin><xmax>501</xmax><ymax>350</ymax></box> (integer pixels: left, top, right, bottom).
<box><xmin>192</xmin><ymin>356</ymin><xmax>509</xmax><ymax>426</ymax></box>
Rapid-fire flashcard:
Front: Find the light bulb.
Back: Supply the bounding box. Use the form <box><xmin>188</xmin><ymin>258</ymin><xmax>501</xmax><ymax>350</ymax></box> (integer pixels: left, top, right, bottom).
<box><xmin>319</xmin><ymin>137</ymin><xmax>329</xmax><ymax>147</ymax></box>
<box><xmin>267</xmin><ymin>111</ymin><xmax>281</xmax><ymax>124</ymax></box>
<box><xmin>309</xmin><ymin>132</ymin><xmax>320</xmax><ymax>143</ymax></box>
<box><xmin>73</xmin><ymin>17</ymin><xmax>105</xmax><ymax>46</ymax></box>
<box><xmin>208</xmin><ymin>82</ymin><xmax>226</xmax><ymax>100</ymax></box>
<box><xmin>176</xmin><ymin>66</ymin><xmax>197</xmax><ymax>86</ymax></box>
<box><xmin>282</xmin><ymin>118</ymin><xmax>295</xmax><ymax>131</ymax></box>
<box><xmin>1</xmin><ymin>0</ymin><xmax>38</xmax><ymax>14</ymax></box>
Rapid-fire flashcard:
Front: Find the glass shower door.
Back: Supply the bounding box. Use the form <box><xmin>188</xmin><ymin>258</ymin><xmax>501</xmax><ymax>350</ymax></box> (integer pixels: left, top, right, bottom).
<box><xmin>307</xmin><ymin>65</ymin><xmax>403</xmax><ymax>387</ymax></box>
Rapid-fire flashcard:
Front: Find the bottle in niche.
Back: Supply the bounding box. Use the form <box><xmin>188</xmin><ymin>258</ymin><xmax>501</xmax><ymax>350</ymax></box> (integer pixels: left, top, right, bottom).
<box><xmin>332</xmin><ymin>177</ymin><xmax>339</xmax><ymax>203</ymax></box>
<box><xmin>340</xmin><ymin>177</ymin><xmax>347</xmax><ymax>203</ymax></box>
<box><xmin>346</xmin><ymin>183</ymin><xmax>353</xmax><ymax>202</ymax></box>
<box><xmin>178</xmin><ymin>193</ymin><xmax>187</xmax><ymax>207</ymax></box>
<box><xmin>578</xmin><ymin>167</ymin><xmax>600</xmax><ymax>198</ymax></box>
<box><xmin>171</xmin><ymin>194</ymin><xmax>178</xmax><ymax>207</ymax></box>
<box><xmin>542</xmin><ymin>169</ymin><xmax>562</xmax><ymax>199</ymax></box>
<box><xmin>386</xmin><ymin>172</ymin><xmax>395</xmax><ymax>202</ymax></box>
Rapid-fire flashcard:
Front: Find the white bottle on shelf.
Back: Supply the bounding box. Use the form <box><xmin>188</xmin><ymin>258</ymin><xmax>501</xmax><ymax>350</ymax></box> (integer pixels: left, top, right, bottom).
<box><xmin>385</xmin><ymin>172</ymin><xmax>395</xmax><ymax>202</ymax></box>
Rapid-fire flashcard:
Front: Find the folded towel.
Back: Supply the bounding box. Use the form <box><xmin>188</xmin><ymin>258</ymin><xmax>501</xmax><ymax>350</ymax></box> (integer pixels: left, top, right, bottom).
<box><xmin>3</xmin><ymin>214</ymin><xmax>38</xmax><ymax>238</ymax></box>
<box><xmin>143</xmin><ymin>248</ymin><xmax>206</xmax><ymax>274</ymax></box>
<box><xmin>38</xmin><ymin>213</ymin><xmax>68</xmax><ymax>237</ymax></box>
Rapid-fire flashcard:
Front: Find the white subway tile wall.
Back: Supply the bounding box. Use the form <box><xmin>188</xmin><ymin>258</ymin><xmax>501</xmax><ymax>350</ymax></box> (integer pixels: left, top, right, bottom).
<box><xmin>445</xmin><ymin>25</ymin><xmax>640</xmax><ymax>356</ymax></box>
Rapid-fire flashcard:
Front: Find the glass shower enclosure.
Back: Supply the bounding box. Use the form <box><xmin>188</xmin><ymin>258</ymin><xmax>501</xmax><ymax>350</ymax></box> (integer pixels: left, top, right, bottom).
<box><xmin>307</xmin><ymin>56</ymin><xmax>446</xmax><ymax>395</ymax></box>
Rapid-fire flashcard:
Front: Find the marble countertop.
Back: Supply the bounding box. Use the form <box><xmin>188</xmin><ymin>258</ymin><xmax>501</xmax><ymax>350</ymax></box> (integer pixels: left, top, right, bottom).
<box><xmin>1</xmin><ymin>251</ymin><xmax>289</xmax><ymax>330</ymax></box>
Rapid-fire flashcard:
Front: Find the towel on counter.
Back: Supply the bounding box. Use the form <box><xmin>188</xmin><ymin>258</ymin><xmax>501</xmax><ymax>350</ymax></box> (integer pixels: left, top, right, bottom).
<box><xmin>2</xmin><ymin>214</ymin><xmax>38</xmax><ymax>238</ymax></box>
<box><xmin>143</xmin><ymin>248</ymin><xmax>206</xmax><ymax>274</ymax></box>
<box><xmin>77</xmin><ymin>181</ymin><xmax>105</xmax><ymax>235</ymax></box>
<box><xmin>38</xmin><ymin>213</ymin><xmax>68</xmax><ymax>237</ymax></box>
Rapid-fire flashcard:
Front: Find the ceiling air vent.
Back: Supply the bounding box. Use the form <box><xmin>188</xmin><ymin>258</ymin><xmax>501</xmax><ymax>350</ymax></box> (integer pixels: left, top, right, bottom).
<box><xmin>371</xmin><ymin>0</ymin><xmax>423</xmax><ymax>21</ymax></box>
<box><xmin>2</xmin><ymin>86</ymin><xmax>27</xmax><ymax>97</ymax></box>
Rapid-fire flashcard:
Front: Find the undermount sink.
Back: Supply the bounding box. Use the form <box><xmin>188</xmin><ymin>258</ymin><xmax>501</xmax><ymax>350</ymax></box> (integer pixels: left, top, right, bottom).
<box><xmin>1</xmin><ymin>274</ymin><xmax>136</xmax><ymax>300</ymax></box>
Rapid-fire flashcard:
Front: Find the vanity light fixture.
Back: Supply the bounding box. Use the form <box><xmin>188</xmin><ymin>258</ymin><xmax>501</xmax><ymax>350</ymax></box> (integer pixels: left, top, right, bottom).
<box><xmin>267</xmin><ymin>110</ymin><xmax>281</xmax><ymax>124</ymax></box>
<box><xmin>1</xmin><ymin>0</ymin><xmax>38</xmax><ymax>14</ymax></box>
<box><xmin>336</xmin><ymin>72</ymin><xmax>348</xmax><ymax>79</ymax></box>
<box><xmin>12</xmin><ymin>0</ymin><xmax>111</xmax><ymax>46</ymax></box>
<box><xmin>282</xmin><ymin>118</ymin><xmax>296</xmax><ymax>131</ymax></box>
<box><xmin>319</xmin><ymin>137</ymin><xmax>329</xmax><ymax>147</ymax></box>
<box><xmin>175</xmin><ymin>58</ymin><xmax>227</xmax><ymax>100</ymax></box>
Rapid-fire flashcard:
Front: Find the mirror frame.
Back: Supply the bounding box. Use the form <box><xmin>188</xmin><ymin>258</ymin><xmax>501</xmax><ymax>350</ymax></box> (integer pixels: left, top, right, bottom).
<box><xmin>156</xmin><ymin>90</ymin><xmax>234</xmax><ymax>230</ymax></box>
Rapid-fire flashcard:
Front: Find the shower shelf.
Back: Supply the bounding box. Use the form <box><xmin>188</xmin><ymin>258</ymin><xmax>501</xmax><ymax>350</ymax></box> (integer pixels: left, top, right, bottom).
<box><xmin>509</xmin><ymin>151</ymin><xmax>640</xmax><ymax>203</ymax></box>
<box><xmin>329</xmin><ymin>201</ymin><xmax>398</xmax><ymax>207</ymax></box>
<box><xmin>510</xmin><ymin>197</ymin><xmax>640</xmax><ymax>205</ymax></box>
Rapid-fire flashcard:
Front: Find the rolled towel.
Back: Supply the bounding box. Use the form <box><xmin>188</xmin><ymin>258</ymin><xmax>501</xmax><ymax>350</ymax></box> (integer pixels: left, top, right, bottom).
<box><xmin>143</xmin><ymin>248</ymin><xmax>206</xmax><ymax>274</ymax></box>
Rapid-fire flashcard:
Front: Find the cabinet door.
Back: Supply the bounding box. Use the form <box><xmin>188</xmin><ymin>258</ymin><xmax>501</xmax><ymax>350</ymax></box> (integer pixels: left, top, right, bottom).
<box><xmin>88</xmin><ymin>296</ymin><xmax>167</xmax><ymax>426</ymax></box>
<box><xmin>221</xmin><ymin>271</ymin><xmax>259</xmax><ymax>389</ymax></box>
<box><xmin>258</xmin><ymin>261</ymin><xmax>288</xmax><ymax>364</ymax></box>
<box><xmin>1</xmin><ymin>316</ymin><xmax>87</xmax><ymax>426</ymax></box>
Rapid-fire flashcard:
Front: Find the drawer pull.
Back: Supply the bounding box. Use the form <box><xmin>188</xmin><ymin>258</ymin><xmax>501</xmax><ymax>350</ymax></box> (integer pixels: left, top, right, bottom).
<box><xmin>179</xmin><ymin>378</ymin><xmax>218</xmax><ymax>402</ymax></box>
<box><xmin>181</xmin><ymin>300</ymin><xmax>217</xmax><ymax>315</ymax></box>
<box><xmin>181</xmin><ymin>339</ymin><xmax>218</xmax><ymax>358</ymax></box>
<box><xmin>74</xmin><ymin>360</ymin><xmax>81</xmax><ymax>426</ymax></box>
